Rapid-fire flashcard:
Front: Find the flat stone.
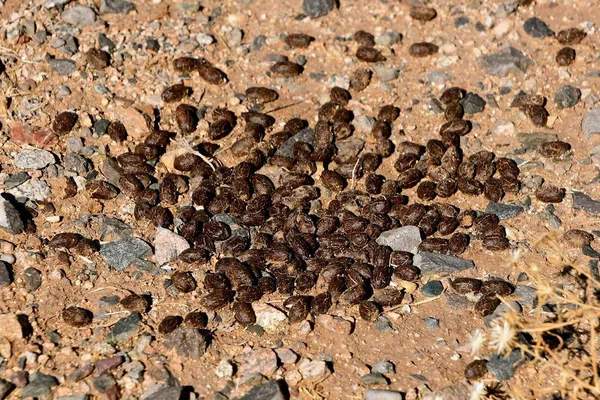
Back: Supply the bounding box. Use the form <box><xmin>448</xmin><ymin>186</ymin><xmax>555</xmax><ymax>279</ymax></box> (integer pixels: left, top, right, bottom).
<box><xmin>376</xmin><ymin>226</ymin><xmax>421</xmax><ymax>253</ymax></box>
<box><xmin>255</xmin><ymin>304</ymin><xmax>287</xmax><ymax>333</ymax></box>
<box><xmin>373</xmin><ymin>65</ymin><xmax>399</xmax><ymax>82</ymax></box>
<box><xmin>371</xmin><ymin>361</ymin><xmax>395</xmax><ymax>374</ymax></box>
<box><xmin>8</xmin><ymin>178</ymin><xmax>51</xmax><ymax>201</ymax></box>
<box><xmin>23</xmin><ymin>267</ymin><xmax>42</xmax><ymax>291</ymax></box>
<box><xmin>239</xmin><ymin>380</ymin><xmax>285</xmax><ymax>400</ymax></box>
<box><xmin>163</xmin><ymin>327</ymin><xmax>208</xmax><ymax>360</ymax></box>
<box><xmin>66</xmin><ymin>137</ymin><xmax>84</xmax><ymax>153</ymax></box>
<box><xmin>145</xmin><ymin>386</ymin><xmax>182</xmax><ymax>400</ymax></box>
<box><xmin>361</xmin><ymin>373</ymin><xmax>389</xmax><ymax>386</ymax></box>
<box><xmin>523</xmin><ymin>17</ymin><xmax>554</xmax><ymax>38</ymax></box>
<box><xmin>275</xmin><ymin>128</ymin><xmax>315</xmax><ymax>159</ymax></box>
<box><xmin>99</xmin><ymin>215</ymin><xmax>133</xmax><ymax>241</ymax></box>
<box><xmin>572</xmin><ymin>192</ymin><xmax>600</xmax><ymax>215</ymax></box>
<box><xmin>21</xmin><ymin>372</ymin><xmax>58</xmax><ymax>398</ymax></box>
<box><xmin>100</xmin><ymin>0</ymin><xmax>134</xmax><ymax>14</ymax></box>
<box><xmin>93</xmin><ymin>374</ymin><xmax>116</xmax><ymax>393</ymax></box>
<box><xmin>14</xmin><ymin>149</ymin><xmax>55</xmax><ymax>170</ymax></box>
<box><xmin>487</xmin><ymin>349</ymin><xmax>523</xmax><ymax>380</ymax></box>
<box><xmin>513</xmin><ymin>286</ymin><xmax>537</xmax><ymax>308</ymax></box>
<box><xmin>61</xmin><ymin>5</ymin><xmax>96</xmax><ymax>27</ymax></box>
<box><xmin>517</xmin><ymin>132</ymin><xmax>559</xmax><ymax>151</ymax></box>
<box><xmin>555</xmin><ymin>85</ymin><xmax>581</xmax><ymax>109</ymax></box>
<box><xmin>274</xmin><ymin>348</ymin><xmax>298</xmax><ymax>364</ymax></box>
<box><xmin>237</xmin><ymin>347</ymin><xmax>278</xmax><ymax>382</ymax></box>
<box><xmin>107</xmin><ymin>312</ymin><xmax>142</xmax><ymax>343</ymax></box>
<box><xmin>479</xmin><ymin>46</ymin><xmax>533</xmax><ymax>77</ymax></box>
<box><xmin>303</xmin><ymin>0</ymin><xmax>334</xmax><ymax>18</ymax></box>
<box><xmin>49</xmin><ymin>58</ymin><xmax>77</xmax><ymax>75</ymax></box>
<box><xmin>154</xmin><ymin>227</ymin><xmax>190</xmax><ymax>265</ymax></box>
<box><xmin>101</xmin><ymin>157</ymin><xmax>123</xmax><ymax>186</ymax></box>
<box><xmin>9</xmin><ymin>125</ymin><xmax>57</xmax><ymax>147</ymax></box>
<box><xmin>95</xmin><ymin>355</ymin><xmax>124</xmax><ymax>375</ymax></box>
<box><xmin>485</xmin><ymin>202</ymin><xmax>524</xmax><ymax>220</ymax></box>
<box><xmin>414</xmin><ymin>252</ymin><xmax>474</xmax><ymax>275</ymax></box>
<box><xmin>0</xmin><ymin>197</ymin><xmax>24</xmax><ymax>234</ymax></box>
<box><xmin>0</xmin><ymin>379</ymin><xmax>15</xmax><ymax>400</ymax></box>
<box><xmin>100</xmin><ymin>237</ymin><xmax>152</xmax><ymax>271</ymax></box>
<box><xmin>64</xmin><ymin>154</ymin><xmax>90</xmax><ymax>174</ymax></box>
<box><xmin>335</xmin><ymin>139</ymin><xmax>364</xmax><ymax>164</ymax></box>
<box><xmin>460</xmin><ymin>92</ymin><xmax>486</xmax><ymax>114</ymax></box>
<box><xmin>421</xmin><ymin>280</ymin><xmax>443</xmax><ymax>297</ymax></box>
<box><xmin>298</xmin><ymin>359</ymin><xmax>330</xmax><ymax>380</ymax></box>
<box><xmin>364</xmin><ymin>389</ymin><xmax>403</xmax><ymax>400</ymax></box>
<box><xmin>582</xmin><ymin>108</ymin><xmax>600</xmax><ymax>139</ymax></box>
<box><xmin>0</xmin><ymin>261</ymin><xmax>12</xmax><ymax>288</ymax></box>
<box><xmin>5</xmin><ymin>172</ymin><xmax>31</xmax><ymax>190</ymax></box>
<box><xmin>316</xmin><ymin>314</ymin><xmax>353</xmax><ymax>335</ymax></box>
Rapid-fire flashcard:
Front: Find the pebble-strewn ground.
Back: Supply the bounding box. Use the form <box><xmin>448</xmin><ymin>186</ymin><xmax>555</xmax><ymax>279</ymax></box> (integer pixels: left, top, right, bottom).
<box><xmin>0</xmin><ymin>0</ymin><xmax>599</xmax><ymax>399</ymax></box>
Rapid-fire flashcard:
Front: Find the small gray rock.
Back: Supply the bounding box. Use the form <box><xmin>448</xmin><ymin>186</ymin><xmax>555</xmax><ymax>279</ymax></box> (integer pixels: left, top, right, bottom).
<box><xmin>100</xmin><ymin>0</ymin><xmax>134</xmax><ymax>14</ymax></box>
<box><xmin>374</xmin><ymin>31</ymin><xmax>401</xmax><ymax>47</ymax></box>
<box><xmin>99</xmin><ymin>295</ymin><xmax>120</xmax><ymax>308</ymax></box>
<box><xmin>371</xmin><ymin>361</ymin><xmax>395</xmax><ymax>374</ymax></box>
<box><xmin>24</xmin><ymin>267</ymin><xmax>42</xmax><ymax>291</ymax></box>
<box><xmin>485</xmin><ymin>202</ymin><xmax>524</xmax><ymax>220</ymax></box>
<box><xmin>107</xmin><ymin>312</ymin><xmax>141</xmax><ymax>343</ymax></box>
<box><xmin>93</xmin><ymin>374</ymin><xmax>117</xmax><ymax>393</ymax></box>
<box><xmin>361</xmin><ymin>373</ymin><xmax>389</xmax><ymax>386</ymax></box>
<box><xmin>421</xmin><ymin>280</ymin><xmax>444</xmax><ymax>297</ymax></box>
<box><xmin>364</xmin><ymin>389</ymin><xmax>403</xmax><ymax>400</ymax></box>
<box><xmin>253</xmin><ymin>35</ymin><xmax>267</xmax><ymax>51</ymax></box>
<box><xmin>354</xmin><ymin>115</ymin><xmax>376</xmax><ymax>134</ymax></box>
<box><xmin>0</xmin><ymin>261</ymin><xmax>12</xmax><ymax>288</ymax></box>
<box><xmin>445</xmin><ymin>292</ymin><xmax>473</xmax><ymax>309</ymax></box>
<box><xmin>154</xmin><ymin>227</ymin><xmax>190</xmax><ymax>265</ymax></box>
<box><xmin>0</xmin><ymin>378</ymin><xmax>15</xmax><ymax>400</ymax></box>
<box><xmin>523</xmin><ymin>17</ymin><xmax>554</xmax><ymax>39</ymax></box>
<box><xmin>61</xmin><ymin>5</ymin><xmax>96</xmax><ymax>27</ymax></box>
<box><xmin>58</xmin><ymin>85</ymin><xmax>72</xmax><ymax>96</ymax></box>
<box><xmin>376</xmin><ymin>226</ymin><xmax>421</xmax><ymax>253</ymax></box>
<box><xmin>454</xmin><ymin>16</ymin><xmax>469</xmax><ymax>27</ymax></box>
<box><xmin>555</xmin><ymin>85</ymin><xmax>581</xmax><ymax>109</ymax></box>
<box><xmin>572</xmin><ymin>191</ymin><xmax>600</xmax><ymax>215</ymax></box>
<box><xmin>99</xmin><ymin>215</ymin><xmax>133</xmax><ymax>241</ymax></box>
<box><xmin>15</xmin><ymin>149</ymin><xmax>55</xmax><ymax>170</ymax></box>
<box><xmin>49</xmin><ymin>58</ymin><xmax>77</xmax><ymax>75</ymax></box>
<box><xmin>95</xmin><ymin>119</ymin><xmax>111</xmax><ymax>136</ymax></box>
<box><xmin>424</xmin><ymin>317</ymin><xmax>440</xmax><ymax>330</ymax></box>
<box><xmin>460</xmin><ymin>93</ymin><xmax>486</xmax><ymax>114</ymax></box>
<box><xmin>8</xmin><ymin>178</ymin><xmax>51</xmax><ymax>201</ymax></box>
<box><xmin>479</xmin><ymin>47</ymin><xmax>533</xmax><ymax>77</ymax></box>
<box><xmin>517</xmin><ymin>132</ymin><xmax>559</xmax><ymax>151</ymax></box>
<box><xmin>375</xmin><ymin>316</ymin><xmax>393</xmax><ymax>332</ymax></box>
<box><xmin>583</xmin><ymin>108</ymin><xmax>600</xmax><ymax>139</ymax></box>
<box><xmin>100</xmin><ymin>237</ymin><xmax>152</xmax><ymax>271</ymax></box>
<box><xmin>513</xmin><ymin>286</ymin><xmax>537</xmax><ymax>308</ymax></box>
<box><xmin>5</xmin><ymin>172</ymin><xmax>30</xmax><ymax>190</ymax></box>
<box><xmin>487</xmin><ymin>349</ymin><xmax>523</xmax><ymax>380</ymax></box>
<box><xmin>67</xmin><ymin>137</ymin><xmax>84</xmax><ymax>153</ymax></box>
<box><xmin>373</xmin><ymin>65</ymin><xmax>399</xmax><ymax>82</ymax></box>
<box><xmin>275</xmin><ymin>128</ymin><xmax>315</xmax><ymax>158</ymax></box>
<box><xmin>64</xmin><ymin>153</ymin><xmax>90</xmax><ymax>174</ymax></box>
<box><xmin>303</xmin><ymin>0</ymin><xmax>334</xmax><ymax>18</ymax></box>
<box><xmin>239</xmin><ymin>380</ymin><xmax>285</xmax><ymax>400</ymax></box>
<box><xmin>414</xmin><ymin>252</ymin><xmax>475</xmax><ymax>275</ymax></box>
<box><xmin>428</xmin><ymin>71</ymin><xmax>451</xmax><ymax>84</ymax></box>
<box><xmin>21</xmin><ymin>373</ymin><xmax>58</xmax><ymax>398</ymax></box>
<box><xmin>44</xmin><ymin>0</ymin><xmax>72</xmax><ymax>7</ymax></box>
<box><xmin>163</xmin><ymin>328</ymin><xmax>209</xmax><ymax>360</ymax></box>
<box><xmin>0</xmin><ymin>196</ymin><xmax>24</xmax><ymax>234</ymax></box>
<box><xmin>145</xmin><ymin>386</ymin><xmax>182</xmax><ymax>400</ymax></box>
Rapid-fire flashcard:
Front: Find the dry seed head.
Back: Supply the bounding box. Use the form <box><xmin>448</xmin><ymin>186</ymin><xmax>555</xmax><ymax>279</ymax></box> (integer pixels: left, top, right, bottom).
<box><xmin>489</xmin><ymin>317</ymin><xmax>518</xmax><ymax>356</ymax></box>
<box><xmin>465</xmin><ymin>329</ymin><xmax>487</xmax><ymax>357</ymax></box>
<box><xmin>469</xmin><ymin>381</ymin><xmax>486</xmax><ymax>400</ymax></box>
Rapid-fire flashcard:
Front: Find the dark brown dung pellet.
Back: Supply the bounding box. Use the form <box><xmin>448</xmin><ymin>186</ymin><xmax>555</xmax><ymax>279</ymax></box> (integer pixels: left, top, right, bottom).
<box><xmin>474</xmin><ymin>294</ymin><xmax>501</xmax><ymax>317</ymax></box>
<box><xmin>465</xmin><ymin>360</ymin><xmax>488</xmax><ymax>380</ymax></box>
<box><xmin>473</xmin><ymin>214</ymin><xmax>499</xmax><ymax>234</ymax></box>
<box><xmin>354</xmin><ymin>30</ymin><xmax>375</xmax><ymax>46</ymax></box>
<box><xmin>330</xmin><ymin>86</ymin><xmax>352</xmax><ymax>106</ymax></box>
<box><xmin>409</xmin><ymin>42</ymin><xmax>439</xmax><ymax>57</ymax></box>
<box><xmin>285</xmin><ymin>296</ymin><xmax>310</xmax><ymax>323</ymax></box>
<box><xmin>311</xmin><ymin>293</ymin><xmax>332</xmax><ymax>316</ymax></box>
<box><xmin>539</xmin><ymin>141</ymin><xmax>571</xmax><ymax>159</ymax></box>
<box><xmin>62</xmin><ymin>307</ymin><xmax>93</xmax><ymax>327</ymax></box>
<box><xmin>161</xmin><ymin>83</ymin><xmax>190</xmax><ymax>103</ymax></box>
<box><xmin>484</xmin><ymin>178</ymin><xmax>504</xmax><ymax>202</ymax></box>
<box><xmin>171</xmin><ymin>271</ymin><xmax>196</xmax><ymax>293</ymax></box>
<box><xmin>535</xmin><ymin>185</ymin><xmax>566</xmax><ymax>203</ymax></box>
<box><xmin>450</xmin><ymin>278</ymin><xmax>481</xmax><ymax>294</ymax></box>
<box><xmin>417</xmin><ymin>181</ymin><xmax>437</xmax><ymax>201</ymax></box>
<box><xmin>321</xmin><ymin>170</ymin><xmax>346</xmax><ymax>191</ymax></box>
<box><xmin>523</xmin><ymin>105</ymin><xmax>549</xmax><ymax>127</ymax></box>
<box><xmin>556</xmin><ymin>28</ymin><xmax>586</xmax><ymax>45</ymax></box>
<box><xmin>564</xmin><ymin>229</ymin><xmax>594</xmax><ymax>248</ymax></box>
<box><xmin>359</xmin><ymin>301</ymin><xmax>380</xmax><ymax>321</ymax></box>
<box><xmin>87</xmin><ymin>181</ymin><xmax>119</xmax><ymax>199</ymax></box>
<box><xmin>175</xmin><ymin>104</ymin><xmax>198</xmax><ymax>133</ymax></box>
<box><xmin>409</xmin><ymin>5</ymin><xmax>437</xmax><ymax>21</ymax></box>
<box><xmin>198</xmin><ymin>64</ymin><xmax>228</xmax><ymax>85</ymax></box>
<box><xmin>372</xmin><ymin>288</ymin><xmax>404</xmax><ymax>307</ymax></box>
<box><xmin>457</xmin><ymin>178</ymin><xmax>483</xmax><ymax>196</ymax></box>
<box><xmin>449</xmin><ymin>232</ymin><xmax>469</xmax><ymax>254</ymax></box>
<box><xmin>439</xmin><ymin>119</ymin><xmax>471</xmax><ymax>136</ymax></box>
<box><xmin>481</xmin><ymin>280</ymin><xmax>513</xmax><ymax>296</ymax></box>
<box><xmin>86</xmin><ymin>48</ymin><xmax>110</xmax><ymax>69</ymax></box>
<box><xmin>49</xmin><ymin>232</ymin><xmax>81</xmax><ymax>248</ymax></box>
<box><xmin>482</xmin><ymin>236</ymin><xmax>510</xmax><ymax>251</ymax></box>
<box><xmin>53</xmin><ymin>111</ymin><xmax>78</xmax><ymax>134</ymax></box>
<box><xmin>440</xmin><ymin>87</ymin><xmax>466</xmax><ymax>105</ymax></box>
<box><xmin>418</xmin><ymin>238</ymin><xmax>449</xmax><ymax>254</ymax></box>
<box><xmin>444</xmin><ymin>103</ymin><xmax>464</xmax><ymax>121</ymax></box>
<box><xmin>107</xmin><ymin>121</ymin><xmax>127</xmax><ymax>142</ymax></box>
<box><xmin>356</xmin><ymin>46</ymin><xmax>385</xmax><ymax>62</ymax></box>
<box><xmin>556</xmin><ymin>47</ymin><xmax>576</xmax><ymax>66</ymax></box>
<box><xmin>349</xmin><ymin>68</ymin><xmax>372</xmax><ymax>91</ymax></box>
<box><xmin>185</xmin><ymin>312</ymin><xmax>208</xmax><ymax>328</ymax></box>
<box><xmin>233</xmin><ymin>302</ymin><xmax>256</xmax><ymax>326</ymax></box>
<box><xmin>270</xmin><ymin>61</ymin><xmax>303</xmax><ymax>76</ymax></box>
<box><xmin>159</xmin><ymin>315</ymin><xmax>183</xmax><ymax>335</ymax></box>
<box><xmin>120</xmin><ymin>294</ymin><xmax>149</xmax><ymax>313</ymax></box>
<box><xmin>208</xmin><ymin>119</ymin><xmax>233</xmax><ymax>140</ymax></box>
<box><xmin>245</xmin><ymin>87</ymin><xmax>279</xmax><ymax>104</ymax></box>
<box><xmin>285</xmin><ymin>33</ymin><xmax>315</xmax><ymax>48</ymax></box>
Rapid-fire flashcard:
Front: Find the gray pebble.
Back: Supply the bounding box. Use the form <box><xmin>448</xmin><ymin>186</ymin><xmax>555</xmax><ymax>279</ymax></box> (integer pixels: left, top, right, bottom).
<box><xmin>48</xmin><ymin>58</ymin><xmax>77</xmax><ymax>75</ymax></box>
<box><xmin>5</xmin><ymin>172</ymin><xmax>31</xmax><ymax>190</ymax></box>
<box><xmin>57</xmin><ymin>85</ymin><xmax>72</xmax><ymax>96</ymax></box>
<box><xmin>424</xmin><ymin>317</ymin><xmax>440</xmax><ymax>330</ymax></box>
<box><xmin>373</xmin><ymin>65</ymin><xmax>399</xmax><ymax>82</ymax></box>
<box><xmin>24</xmin><ymin>267</ymin><xmax>42</xmax><ymax>291</ymax></box>
<box><xmin>487</xmin><ymin>348</ymin><xmax>524</xmax><ymax>380</ymax></box>
<box><xmin>583</xmin><ymin>108</ymin><xmax>600</xmax><ymax>139</ymax></box>
<box><xmin>100</xmin><ymin>237</ymin><xmax>152</xmax><ymax>271</ymax></box>
<box><xmin>421</xmin><ymin>280</ymin><xmax>444</xmax><ymax>297</ymax></box>
<box><xmin>107</xmin><ymin>312</ymin><xmax>142</xmax><ymax>343</ymax></box>
<box><xmin>238</xmin><ymin>380</ymin><xmax>285</xmax><ymax>400</ymax></box>
<box><xmin>100</xmin><ymin>0</ymin><xmax>135</xmax><ymax>14</ymax></box>
<box><xmin>364</xmin><ymin>389</ymin><xmax>403</xmax><ymax>400</ymax></box>
<box><xmin>375</xmin><ymin>31</ymin><xmax>401</xmax><ymax>47</ymax></box>
<box><xmin>0</xmin><ymin>196</ymin><xmax>24</xmax><ymax>234</ymax></box>
<box><xmin>361</xmin><ymin>373</ymin><xmax>389</xmax><ymax>386</ymax></box>
<box><xmin>454</xmin><ymin>16</ymin><xmax>469</xmax><ymax>27</ymax></box>
<box><xmin>376</xmin><ymin>226</ymin><xmax>421</xmax><ymax>253</ymax></box>
<box><xmin>61</xmin><ymin>5</ymin><xmax>96</xmax><ymax>27</ymax></box>
<box><xmin>94</xmin><ymin>119</ymin><xmax>111</xmax><ymax>136</ymax></box>
<box><xmin>371</xmin><ymin>360</ymin><xmax>395</xmax><ymax>374</ymax></box>
<box><xmin>253</xmin><ymin>35</ymin><xmax>267</xmax><ymax>51</ymax></box>
<box><xmin>0</xmin><ymin>261</ymin><xmax>12</xmax><ymax>288</ymax></box>
<box><xmin>375</xmin><ymin>316</ymin><xmax>394</xmax><ymax>332</ymax></box>
<box><xmin>460</xmin><ymin>92</ymin><xmax>486</xmax><ymax>114</ymax></box>
<box><xmin>303</xmin><ymin>0</ymin><xmax>334</xmax><ymax>18</ymax></box>
<box><xmin>67</xmin><ymin>137</ymin><xmax>84</xmax><ymax>153</ymax></box>
<box><xmin>15</xmin><ymin>149</ymin><xmax>55</xmax><ymax>170</ymax></box>
<box><xmin>485</xmin><ymin>201</ymin><xmax>524</xmax><ymax>220</ymax></box>
<box><xmin>513</xmin><ymin>285</ymin><xmax>537</xmax><ymax>308</ymax></box>
<box><xmin>414</xmin><ymin>252</ymin><xmax>474</xmax><ymax>275</ymax></box>
<box><xmin>555</xmin><ymin>85</ymin><xmax>581</xmax><ymax>109</ymax></box>
<box><xmin>572</xmin><ymin>191</ymin><xmax>600</xmax><ymax>215</ymax></box>
<box><xmin>22</xmin><ymin>373</ymin><xmax>58</xmax><ymax>399</ymax></box>
<box><xmin>64</xmin><ymin>154</ymin><xmax>90</xmax><ymax>175</ymax></box>
<box><xmin>479</xmin><ymin>47</ymin><xmax>533</xmax><ymax>77</ymax></box>
<box><xmin>523</xmin><ymin>17</ymin><xmax>554</xmax><ymax>39</ymax></box>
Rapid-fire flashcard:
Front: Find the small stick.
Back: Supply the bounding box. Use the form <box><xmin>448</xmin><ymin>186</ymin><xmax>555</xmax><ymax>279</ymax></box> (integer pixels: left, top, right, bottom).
<box><xmin>175</xmin><ymin>137</ymin><xmax>218</xmax><ymax>170</ymax></box>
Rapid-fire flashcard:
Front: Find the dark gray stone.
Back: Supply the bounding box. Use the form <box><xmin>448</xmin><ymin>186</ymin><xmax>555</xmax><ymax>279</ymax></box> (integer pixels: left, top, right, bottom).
<box><xmin>253</xmin><ymin>35</ymin><xmax>267</xmax><ymax>51</ymax></box>
<box><xmin>487</xmin><ymin>349</ymin><xmax>523</xmax><ymax>380</ymax></box>
<box><xmin>64</xmin><ymin>153</ymin><xmax>90</xmax><ymax>174</ymax></box>
<box><xmin>517</xmin><ymin>132</ymin><xmax>559</xmax><ymax>151</ymax></box>
<box><xmin>361</xmin><ymin>373</ymin><xmax>389</xmax><ymax>386</ymax></box>
<box><xmin>371</xmin><ymin>361</ymin><xmax>395</xmax><ymax>374</ymax></box>
<box><xmin>555</xmin><ymin>85</ymin><xmax>581</xmax><ymax>109</ymax></box>
<box><xmin>99</xmin><ymin>295</ymin><xmax>120</xmax><ymax>307</ymax></box>
<box><xmin>5</xmin><ymin>172</ymin><xmax>31</xmax><ymax>189</ymax></box>
<box><xmin>479</xmin><ymin>47</ymin><xmax>533</xmax><ymax>77</ymax></box>
<box><xmin>238</xmin><ymin>380</ymin><xmax>285</xmax><ymax>400</ymax></box>
<box><xmin>0</xmin><ymin>378</ymin><xmax>14</xmax><ymax>400</ymax></box>
<box><xmin>523</xmin><ymin>17</ymin><xmax>554</xmax><ymax>39</ymax></box>
<box><xmin>93</xmin><ymin>374</ymin><xmax>117</xmax><ymax>393</ymax></box>
<box><xmin>513</xmin><ymin>285</ymin><xmax>538</xmax><ymax>308</ymax></box>
<box><xmin>99</xmin><ymin>215</ymin><xmax>133</xmax><ymax>241</ymax></box>
<box><xmin>100</xmin><ymin>237</ymin><xmax>152</xmax><ymax>270</ymax></box>
<box><xmin>454</xmin><ymin>16</ymin><xmax>470</xmax><ymax>27</ymax></box>
<box><xmin>583</xmin><ymin>108</ymin><xmax>600</xmax><ymax>139</ymax></box>
<box><xmin>0</xmin><ymin>196</ymin><xmax>24</xmax><ymax>234</ymax></box>
<box><xmin>98</xmin><ymin>33</ymin><xmax>116</xmax><ymax>52</ymax></box>
<box><xmin>460</xmin><ymin>92</ymin><xmax>486</xmax><ymax>114</ymax></box>
<box><xmin>573</xmin><ymin>191</ymin><xmax>600</xmax><ymax>215</ymax></box>
<box><xmin>100</xmin><ymin>0</ymin><xmax>134</xmax><ymax>14</ymax></box>
<box><xmin>424</xmin><ymin>317</ymin><xmax>440</xmax><ymax>330</ymax></box>
<box><xmin>146</xmin><ymin>386</ymin><xmax>183</xmax><ymax>400</ymax></box>
<box><xmin>275</xmin><ymin>128</ymin><xmax>315</xmax><ymax>159</ymax></box>
<box><xmin>24</xmin><ymin>267</ymin><xmax>42</xmax><ymax>291</ymax></box>
<box><xmin>163</xmin><ymin>328</ymin><xmax>209</xmax><ymax>360</ymax></box>
<box><xmin>107</xmin><ymin>312</ymin><xmax>141</xmax><ymax>343</ymax></box>
<box><xmin>445</xmin><ymin>293</ymin><xmax>474</xmax><ymax>309</ymax></box>
<box><xmin>485</xmin><ymin>201</ymin><xmax>524</xmax><ymax>220</ymax></box>
<box><xmin>414</xmin><ymin>252</ymin><xmax>475</xmax><ymax>275</ymax></box>
<box><xmin>22</xmin><ymin>372</ymin><xmax>58</xmax><ymax>398</ymax></box>
<box><xmin>421</xmin><ymin>280</ymin><xmax>444</xmax><ymax>297</ymax></box>
<box><xmin>303</xmin><ymin>0</ymin><xmax>334</xmax><ymax>18</ymax></box>
<box><xmin>49</xmin><ymin>58</ymin><xmax>77</xmax><ymax>75</ymax></box>
<box><xmin>0</xmin><ymin>261</ymin><xmax>12</xmax><ymax>288</ymax></box>
<box><xmin>94</xmin><ymin>119</ymin><xmax>111</xmax><ymax>136</ymax></box>
<box><xmin>374</xmin><ymin>316</ymin><xmax>394</xmax><ymax>332</ymax></box>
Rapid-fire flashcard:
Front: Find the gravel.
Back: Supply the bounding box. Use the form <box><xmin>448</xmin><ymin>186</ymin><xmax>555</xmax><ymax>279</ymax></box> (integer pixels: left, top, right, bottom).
<box><xmin>523</xmin><ymin>17</ymin><xmax>555</xmax><ymax>38</ymax></box>
<box><xmin>14</xmin><ymin>149</ymin><xmax>55</xmax><ymax>170</ymax></box>
<box><xmin>421</xmin><ymin>280</ymin><xmax>444</xmax><ymax>297</ymax></box>
<box><xmin>364</xmin><ymin>389</ymin><xmax>403</xmax><ymax>400</ymax></box>
<box><xmin>275</xmin><ymin>128</ymin><xmax>315</xmax><ymax>158</ymax></box>
<box><xmin>555</xmin><ymin>85</ymin><xmax>581</xmax><ymax>109</ymax></box>
<box><xmin>239</xmin><ymin>380</ymin><xmax>286</xmax><ymax>400</ymax></box>
<box><xmin>361</xmin><ymin>372</ymin><xmax>389</xmax><ymax>385</ymax></box>
<box><xmin>572</xmin><ymin>191</ymin><xmax>600</xmax><ymax>215</ymax></box>
<box><xmin>107</xmin><ymin>312</ymin><xmax>142</xmax><ymax>344</ymax></box>
<box><xmin>0</xmin><ymin>261</ymin><xmax>12</xmax><ymax>288</ymax></box>
<box><xmin>162</xmin><ymin>328</ymin><xmax>209</xmax><ymax>360</ymax></box>
<box><xmin>374</xmin><ymin>316</ymin><xmax>394</xmax><ymax>332</ymax></box>
<box><xmin>485</xmin><ymin>201</ymin><xmax>524</xmax><ymax>220</ymax></box>
<box><xmin>487</xmin><ymin>348</ymin><xmax>523</xmax><ymax>380</ymax></box>
<box><xmin>21</xmin><ymin>372</ymin><xmax>58</xmax><ymax>398</ymax></box>
<box><xmin>582</xmin><ymin>108</ymin><xmax>600</xmax><ymax>139</ymax></box>
<box><xmin>460</xmin><ymin>92</ymin><xmax>486</xmax><ymax>113</ymax></box>
<box><xmin>23</xmin><ymin>267</ymin><xmax>42</xmax><ymax>291</ymax></box>
<box><xmin>376</xmin><ymin>226</ymin><xmax>422</xmax><ymax>253</ymax></box>
<box><xmin>61</xmin><ymin>5</ymin><xmax>96</xmax><ymax>27</ymax></box>
<box><xmin>100</xmin><ymin>237</ymin><xmax>153</xmax><ymax>271</ymax></box>
<box><xmin>371</xmin><ymin>360</ymin><xmax>395</xmax><ymax>374</ymax></box>
<box><xmin>0</xmin><ymin>196</ymin><xmax>24</xmax><ymax>234</ymax></box>
<box><xmin>99</xmin><ymin>0</ymin><xmax>135</xmax><ymax>14</ymax></box>
<box><xmin>48</xmin><ymin>58</ymin><xmax>77</xmax><ymax>75</ymax></box>
<box><xmin>154</xmin><ymin>227</ymin><xmax>190</xmax><ymax>265</ymax></box>
<box><xmin>414</xmin><ymin>252</ymin><xmax>475</xmax><ymax>275</ymax></box>
<box><xmin>424</xmin><ymin>317</ymin><xmax>440</xmax><ymax>330</ymax></box>
<box><xmin>479</xmin><ymin>46</ymin><xmax>533</xmax><ymax>77</ymax></box>
<box><xmin>303</xmin><ymin>0</ymin><xmax>334</xmax><ymax>18</ymax></box>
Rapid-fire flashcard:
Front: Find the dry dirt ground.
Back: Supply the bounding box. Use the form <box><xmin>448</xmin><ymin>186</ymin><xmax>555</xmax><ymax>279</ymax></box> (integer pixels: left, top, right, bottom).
<box><xmin>0</xmin><ymin>0</ymin><xmax>599</xmax><ymax>399</ymax></box>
